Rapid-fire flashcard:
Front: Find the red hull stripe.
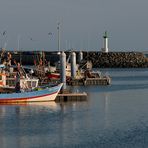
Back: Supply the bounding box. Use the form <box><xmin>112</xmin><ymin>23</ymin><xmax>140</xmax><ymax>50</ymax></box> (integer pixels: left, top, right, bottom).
<box><xmin>0</xmin><ymin>91</ymin><xmax>58</xmax><ymax>102</ymax></box>
<box><xmin>48</xmin><ymin>74</ymin><xmax>60</xmax><ymax>79</ymax></box>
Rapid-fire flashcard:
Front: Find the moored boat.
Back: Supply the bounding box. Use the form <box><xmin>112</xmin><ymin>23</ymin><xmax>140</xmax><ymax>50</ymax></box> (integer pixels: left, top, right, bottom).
<box><xmin>0</xmin><ymin>83</ymin><xmax>63</xmax><ymax>103</ymax></box>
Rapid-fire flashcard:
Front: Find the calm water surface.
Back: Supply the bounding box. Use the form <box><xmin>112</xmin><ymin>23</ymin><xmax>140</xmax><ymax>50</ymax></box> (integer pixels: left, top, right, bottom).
<box><xmin>1</xmin><ymin>68</ymin><xmax>148</xmax><ymax>148</ymax></box>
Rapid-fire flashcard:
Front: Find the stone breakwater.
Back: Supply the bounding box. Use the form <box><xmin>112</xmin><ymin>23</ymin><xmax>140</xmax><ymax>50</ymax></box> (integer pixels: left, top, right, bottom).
<box><xmin>11</xmin><ymin>51</ymin><xmax>148</xmax><ymax>68</ymax></box>
<box><xmin>82</xmin><ymin>52</ymin><xmax>148</xmax><ymax>68</ymax></box>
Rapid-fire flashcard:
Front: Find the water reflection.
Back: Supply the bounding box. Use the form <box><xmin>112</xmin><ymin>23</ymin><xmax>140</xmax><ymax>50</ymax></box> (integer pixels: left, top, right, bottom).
<box><xmin>0</xmin><ymin>102</ymin><xmax>61</xmax><ymax>117</ymax></box>
<box><xmin>55</xmin><ymin>101</ymin><xmax>90</xmax><ymax>147</ymax></box>
<box><xmin>0</xmin><ymin>101</ymin><xmax>90</xmax><ymax>147</ymax></box>
<box><xmin>1</xmin><ymin>69</ymin><xmax>148</xmax><ymax>147</ymax></box>
<box><xmin>0</xmin><ymin>102</ymin><xmax>61</xmax><ymax>147</ymax></box>
<box><xmin>104</xmin><ymin>92</ymin><xmax>110</xmax><ymax>129</ymax></box>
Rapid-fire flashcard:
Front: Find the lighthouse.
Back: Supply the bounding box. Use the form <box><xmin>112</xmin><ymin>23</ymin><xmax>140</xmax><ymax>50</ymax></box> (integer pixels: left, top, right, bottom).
<box><xmin>101</xmin><ymin>31</ymin><xmax>109</xmax><ymax>53</ymax></box>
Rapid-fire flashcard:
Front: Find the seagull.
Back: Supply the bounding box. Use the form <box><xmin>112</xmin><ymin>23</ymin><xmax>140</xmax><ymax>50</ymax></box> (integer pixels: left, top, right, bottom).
<box><xmin>48</xmin><ymin>32</ymin><xmax>52</xmax><ymax>35</ymax></box>
<box><xmin>2</xmin><ymin>31</ymin><xmax>6</xmax><ymax>36</ymax></box>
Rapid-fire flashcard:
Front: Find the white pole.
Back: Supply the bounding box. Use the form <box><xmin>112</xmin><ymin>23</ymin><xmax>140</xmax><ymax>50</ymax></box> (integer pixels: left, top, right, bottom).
<box><xmin>60</xmin><ymin>51</ymin><xmax>66</xmax><ymax>89</ymax></box>
<box><xmin>103</xmin><ymin>31</ymin><xmax>109</xmax><ymax>53</ymax></box>
<box><xmin>71</xmin><ymin>52</ymin><xmax>76</xmax><ymax>78</ymax></box>
<box><xmin>78</xmin><ymin>51</ymin><xmax>83</xmax><ymax>63</ymax></box>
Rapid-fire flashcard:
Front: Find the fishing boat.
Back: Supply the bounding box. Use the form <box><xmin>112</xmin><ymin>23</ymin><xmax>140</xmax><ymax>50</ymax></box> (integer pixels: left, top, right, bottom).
<box><xmin>0</xmin><ymin>64</ymin><xmax>63</xmax><ymax>103</ymax></box>
<box><xmin>47</xmin><ymin>62</ymin><xmax>79</xmax><ymax>80</ymax></box>
<box><xmin>0</xmin><ymin>64</ymin><xmax>39</xmax><ymax>92</ymax></box>
<box><xmin>0</xmin><ymin>83</ymin><xmax>63</xmax><ymax>103</ymax></box>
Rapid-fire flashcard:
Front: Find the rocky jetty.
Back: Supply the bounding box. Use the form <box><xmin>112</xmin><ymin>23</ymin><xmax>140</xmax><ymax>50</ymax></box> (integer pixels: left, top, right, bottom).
<box><xmin>82</xmin><ymin>52</ymin><xmax>148</xmax><ymax>68</ymax></box>
<box><xmin>10</xmin><ymin>51</ymin><xmax>148</xmax><ymax>68</ymax></box>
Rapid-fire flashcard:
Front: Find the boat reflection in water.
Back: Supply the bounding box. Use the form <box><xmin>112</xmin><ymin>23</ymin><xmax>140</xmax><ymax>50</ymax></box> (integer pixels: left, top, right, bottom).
<box><xmin>0</xmin><ymin>101</ymin><xmax>61</xmax><ymax>117</ymax></box>
<box><xmin>26</xmin><ymin>101</ymin><xmax>61</xmax><ymax>112</ymax></box>
<box><xmin>0</xmin><ymin>101</ymin><xmax>62</xmax><ymax>148</ymax></box>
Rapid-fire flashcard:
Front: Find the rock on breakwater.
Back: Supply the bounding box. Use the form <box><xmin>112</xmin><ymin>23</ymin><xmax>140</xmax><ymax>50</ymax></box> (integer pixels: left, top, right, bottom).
<box><xmin>82</xmin><ymin>52</ymin><xmax>148</xmax><ymax>68</ymax></box>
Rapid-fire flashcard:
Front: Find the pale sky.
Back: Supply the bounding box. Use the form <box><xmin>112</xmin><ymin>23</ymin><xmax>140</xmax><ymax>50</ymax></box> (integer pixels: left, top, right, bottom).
<box><xmin>0</xmin><ymin>0</ymin><xmax>148</xmax><ymax>51</ymax></box>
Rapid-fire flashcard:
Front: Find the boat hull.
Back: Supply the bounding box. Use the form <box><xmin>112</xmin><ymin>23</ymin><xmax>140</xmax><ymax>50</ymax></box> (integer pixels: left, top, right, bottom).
<box><xmin>0</xmin><ymin>83</ymin><xmax>63</xmax><ymax>103</ymax></box>
<box><xmin>48</xmin><ymin>73</ymin><xmax>60</xmax><ymax>79</ymax></box>
<box><xmin>48</xmin><ymin>73</ymin><xmax>71</xmax><ymax>79</ymax></box>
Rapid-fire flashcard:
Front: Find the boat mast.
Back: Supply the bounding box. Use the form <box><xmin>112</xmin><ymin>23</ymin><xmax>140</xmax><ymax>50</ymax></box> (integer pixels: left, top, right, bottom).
<box><xmin>57</xmin><ymin>22</ymin><xmax>61</xmax><ymax>53</ymax></box>
<box><xmin>17</xmin><ymin>35</ymin><xmax>21</xmax><ymax>64</ymax></box>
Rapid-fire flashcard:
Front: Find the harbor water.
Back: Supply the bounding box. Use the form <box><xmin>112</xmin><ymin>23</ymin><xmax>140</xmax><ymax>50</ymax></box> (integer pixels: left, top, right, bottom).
<box><xmin>1</xmin><ymin>68</ymin><xmax>148</xmax><ymax>147</ymax></box>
